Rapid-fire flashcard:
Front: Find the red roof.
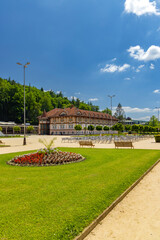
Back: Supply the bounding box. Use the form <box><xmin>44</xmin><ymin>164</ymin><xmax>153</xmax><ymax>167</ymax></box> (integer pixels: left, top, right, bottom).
<box><xmin>39</xmin><ymin>106</ymin><xmax>118</xmax><ymax>121</ymax></box>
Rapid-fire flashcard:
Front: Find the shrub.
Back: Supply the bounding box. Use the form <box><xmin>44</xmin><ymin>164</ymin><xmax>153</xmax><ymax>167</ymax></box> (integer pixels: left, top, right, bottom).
<box><xmin>125</xmin><ymin>125</ymin><xmax>131</xmax><ymax>131</ymax></box>
<box><xmin>96</xmin><ymin>125</ymin><xmax>102</xmax><ymax>131</ymax></box>
<box><xmin>74</xmin><ymin>125</ymin><xmax>82</xmax><ymax>131</ymax></box>
<box><xmin>27</xmin><ymin>126</ymin><xmax>34</xmax><ymax>133</ymax></box>
<box><xmin>0</xmin><ymin>127</ymin><xmax>2</xmax><ymax>132</ymax></box>
<box><xmin>112</xmin><ymin>123</ymin><xmax>124</xmax><ymax>133</ymax></box>
<box><xmin>155</xmin><ymin>135</ymin><xmax>160</xmax><ymax>142</ymax></box>
<box><xmin>131</xmin><ymin>124</ymin><xmax>139</xmax><ymax>133</ymax></box>
<box><xmin>103</xmin><ymin>126</ymin><xmax>109</xmax><ymax>131</ymax></box>
<box><xmin>143</xmin><ymin>125</ymin><xmax>149</xmax><ymax>133</ymax></box>
<box><xmin>88</xmin><ymin>125</ymin><xmax>94</xmax><ymax>131</ymax></box>
<box><xmin>13</xmin><ymin>126</ymin><xmax>21</xmax><ymax>133</ymax></box>
<box><xmin>138</xmin><ymin>125</ymin><xmax>144</xmax><ymax>133</ymax></box>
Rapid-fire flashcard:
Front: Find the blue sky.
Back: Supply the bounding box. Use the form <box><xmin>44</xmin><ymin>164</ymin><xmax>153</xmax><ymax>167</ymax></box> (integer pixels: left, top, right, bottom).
<box><xmin>1</xmin><ymin>0</ymin><xmax>160</xmax><ymax>120</ymax></box>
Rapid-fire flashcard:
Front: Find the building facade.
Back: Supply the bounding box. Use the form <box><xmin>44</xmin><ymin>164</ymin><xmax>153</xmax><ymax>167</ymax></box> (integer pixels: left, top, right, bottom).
<box><xmin>0</xmin><ymin>121</ymin><xmax>38</xmax><ymax>134</ymax></box>
<box><xmin>38</xmin><ymin>106</ymin><xmax>118</xmax><ymax>135</ymax></box>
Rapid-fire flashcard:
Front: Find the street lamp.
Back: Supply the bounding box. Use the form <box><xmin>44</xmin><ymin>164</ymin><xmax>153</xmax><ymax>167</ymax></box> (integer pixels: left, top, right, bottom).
<box><xmin>108</xmin><ymin>95</ymin><xmax>115</xmax><ymax>127</ymax></box>
<box><xmin>155</xmin><ymin>107</ymin><xmax>160</xmax><ymax>132</ymax></box>
<box><xmin>16</xmin><ymin>62</ymin><xmax>30</xmax><ymax>145</ymax></box>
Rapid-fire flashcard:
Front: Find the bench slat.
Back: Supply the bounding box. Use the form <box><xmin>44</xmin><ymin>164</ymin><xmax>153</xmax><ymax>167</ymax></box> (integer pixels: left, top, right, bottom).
<box><xmin>114</xmin><ymin>141</ymin><xmax>134</xmax><ymax>149</ymax></box>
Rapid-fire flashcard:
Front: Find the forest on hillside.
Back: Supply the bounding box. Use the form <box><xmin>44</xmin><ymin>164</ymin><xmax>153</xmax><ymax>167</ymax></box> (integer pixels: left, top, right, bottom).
<box><xmin>0</xmin><ymin>78</ymin><xmax>99</xmax><ymax>124</ymax></box>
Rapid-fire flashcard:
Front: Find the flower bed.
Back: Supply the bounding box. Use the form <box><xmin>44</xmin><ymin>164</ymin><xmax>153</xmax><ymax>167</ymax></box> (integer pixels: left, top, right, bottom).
<box><xmin>7</xmin><ymin>150</ymin><xmax>85</xmax><ymax>166</ymax></box>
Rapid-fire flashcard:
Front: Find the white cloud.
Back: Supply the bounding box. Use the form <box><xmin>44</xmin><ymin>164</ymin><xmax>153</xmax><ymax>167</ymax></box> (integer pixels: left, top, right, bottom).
<box><xmin>153</xmin><ymin>89</ymin><xmax>160</xmax><ymax>93</ymax></box>
<box><xmin>44</xmin><ymin>89</ymin><xmax>51</xmax><ymax>92</ymax></box>
<box><xmin>135</xmin><ymin>116</ymin><xmax>151</xmax><ymax>121</ymax></box>
<box><xmin>124</xmin><ymin>77</ymin><xmax>131</xmax><ymax>80</ymax></box>
<box><xmin>150</xmin><ymin>63</ymin><xmax>155</xmax><ymax>69</ymax></box>
<box><xmin>128</xmin><ymin>45</ymin><xmax>160</xmax><ymax>61</ymax></box>
<box><xmin>138</xmin><ymin>64</ymin><xmax>145</xmax><ymax>69</ymax></box>
<box><xmin>100</xmin><ymin>63</ymin><xmax>130</xmax><ymax>73</ymax></box>
<box><xmin>123</xmin><ymin>106</ymin><xmax>152</xmax><ymax>113</ymax></box>
<box><xmin>70</xmin><ymin>96</ymin><xmax>77</xmax><ymax>100</ymax></box>
<box><xmin>75</xmin><ymin>92</ymin><xmax>81</xmax><ymax>95</ymax></box>
<box><xmin>111</xmin><ymin>58</ymin><xmax>117</xmax><ymax>62</ymax></box>
<box><xmin>135</xmin><ymin>64</ymin><xmax>145</xmax><ymax>72</ymax></box>
<box><xmin>89</xmin><ymin>98</ymin><xmax>99</xmax><ymax>101</ymax></box>
<box><xmin>113</xmin><ymin>106</ymin><xmax>152</xmax><ymax>113</ymax></box>
<box><xmin>124</xmin><ymin>0</ymin><xmax>160</xmax><ymax>16</ymax></box>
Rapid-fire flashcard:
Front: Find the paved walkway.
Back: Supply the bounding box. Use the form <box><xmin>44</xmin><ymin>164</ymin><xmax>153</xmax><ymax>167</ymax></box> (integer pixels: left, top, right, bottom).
<box><xmin>1</xmin><ymin>135</ymin><xmax>160</xmax><ymax>239</ymax></box>
<box><xmin>0</xmin><ymin>135</ymin><xmax>160</xmax><ymax>155</ymax></box>
<box><xmin>85</xmin><ymin>162</ymin><xmax>160</xmax><ymax>240</ymax></box>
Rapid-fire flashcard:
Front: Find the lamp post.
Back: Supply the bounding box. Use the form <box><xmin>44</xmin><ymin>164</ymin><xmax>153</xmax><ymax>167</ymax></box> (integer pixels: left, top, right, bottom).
<box><xmin>155</xmin><ymin>107</ymin><xmax>160</xmax><ymax>132</ymax></box>
<box><xmin>108</xmin><ymin>95</ymin><xmax>115</xmax><ymax>128</ymax></box>
<box><xmin>16</xmin><ymin>62</ymin><xmax>30</xmax><ymax>145</ymax></box>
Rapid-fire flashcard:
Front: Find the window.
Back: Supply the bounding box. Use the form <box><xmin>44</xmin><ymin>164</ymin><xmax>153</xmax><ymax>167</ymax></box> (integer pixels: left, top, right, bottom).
<box><xmin>60</xmin><ymin>125</ymin><xmax>65</xmax><ymax>129</ymax></box>
<box><xmin>60</xmin><ymin>112</ymin><xmax>67</xmax><ymax>116</ymax></box>
<box><xmin>69</xmin><ymin>124</ymin><xmax>73</xmax><ymax>129</ymax></box>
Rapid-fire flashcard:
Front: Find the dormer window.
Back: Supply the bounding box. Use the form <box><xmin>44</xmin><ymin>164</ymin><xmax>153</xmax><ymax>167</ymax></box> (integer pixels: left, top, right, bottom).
<box><xmin>60</xmin><ymin>112</ymin><xmax>67</xmax><ymax>116</ymax></box>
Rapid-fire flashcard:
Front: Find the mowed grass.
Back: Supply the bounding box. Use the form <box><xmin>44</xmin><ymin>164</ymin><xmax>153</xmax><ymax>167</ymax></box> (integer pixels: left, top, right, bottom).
<box><xmin>0</xmin><ymin>148</ymin><xmax>160</xmax><ymax>240</ymax></box>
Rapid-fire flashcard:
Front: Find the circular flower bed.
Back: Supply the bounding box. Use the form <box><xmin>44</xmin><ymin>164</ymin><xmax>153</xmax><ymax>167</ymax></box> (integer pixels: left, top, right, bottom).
<box><xmin>7</xmin><ymin>149</ymin><xmax>85</xmax><ymax>167</ymax></box>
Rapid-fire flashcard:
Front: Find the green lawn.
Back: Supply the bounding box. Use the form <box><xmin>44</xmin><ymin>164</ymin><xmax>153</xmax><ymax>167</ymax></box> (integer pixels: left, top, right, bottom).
<box><xmin>0</xmin><ymin>148</ymin><xmax>160</xmax><ymax>240</ymax></box>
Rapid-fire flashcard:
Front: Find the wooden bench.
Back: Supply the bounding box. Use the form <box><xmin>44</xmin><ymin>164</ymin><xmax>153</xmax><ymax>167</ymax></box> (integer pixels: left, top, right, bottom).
<box><xmin>79</xmin><ymin>140</ymin><xmax>95</xmax><ymax>147</ymax></box>
<box><xmin>114</xmin><ymin>141</ymin><xmax>134</xmax><ymax>149</ymax></box>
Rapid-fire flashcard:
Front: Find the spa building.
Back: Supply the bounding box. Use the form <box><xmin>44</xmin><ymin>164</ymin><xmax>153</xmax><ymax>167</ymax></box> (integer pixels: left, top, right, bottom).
<box><xmin>38</xmin><ymin>106</ymin><xmax>118</xmax><ymax>135</ymax></box>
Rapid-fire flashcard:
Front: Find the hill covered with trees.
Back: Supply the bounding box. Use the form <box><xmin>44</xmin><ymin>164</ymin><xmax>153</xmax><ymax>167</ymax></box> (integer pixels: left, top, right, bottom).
<box><xmin>0</xmin><ymin>78</ymin><xmax>99</xmax><ymax>124</ymax></box>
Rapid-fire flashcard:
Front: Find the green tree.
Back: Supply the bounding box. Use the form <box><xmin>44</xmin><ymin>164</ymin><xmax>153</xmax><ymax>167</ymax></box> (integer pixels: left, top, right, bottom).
<box><xmin>41</xmin><ymin>94</ymin><xmax>52</xmax><ymax>112</ymax></box>
<box><xmin>112</xmin><ymin>123</ymin><xmax>124</xmax><ymax>132</ymax></box>
<box><xmin>131</xmin><ymin>124</ymin><xmax>139</xmax><ymax>133</ymax></box>
<box><xmin>143</xmin><ymin>125</ymin><xmax>149</xmax><ymax>133</ymax></box>
<box><xmin>138</xmin><ymin>125</ymin><xmax>144</xmax><ymax>133</ymax></box>
<box><xmin>0</xmin><ymin>78</ymin><xmax>101</xmax><ymax>124</ymax></box>
<box><xmin>75</xmin><ymin>98</ymin><xmax>80</xmax><ymax>108</ymax></box>
<box><xmin>149</xmin><ymin>115</ymin><xmax>158</xmax><ymax>127</ymax></box>
<box><xmin>0</xmin><ymin>127</ymin><xmax>2</xmax><ymax>131</ymax></box>
<box><xmin>102</xmin><ymin>108</ymin><xmax>112</xmax><ymax>115</ymax></box>
<box><xmin>74</xmin><ymin>125</ymin><xmax>82</xmax><ymax>131</ymax></box>
<box><xmin>27</xmin><ymin>126</ymin><xmax>34</xmax><ymax>133</ymax></box>
<box><xmin>125</xmin><ymin>125</ymin><xmax>131</xmax><ymax>132</ymax></box>
<box><xmin>13</xmin><ymin>126</ymin><xmax>21</xmax><ymax>133</ymax></box>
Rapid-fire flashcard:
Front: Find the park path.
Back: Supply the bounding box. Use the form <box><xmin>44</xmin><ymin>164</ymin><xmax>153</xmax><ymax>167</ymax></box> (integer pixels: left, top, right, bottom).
<box><xmin>0</xmin><ymin>135</ymin><xmax>160</xmax><ymax>155</ymax></box>
<box><xmin>85</xmin><ymin>162</ymin><xmax>160</xmax><ymax>240</ymax></box>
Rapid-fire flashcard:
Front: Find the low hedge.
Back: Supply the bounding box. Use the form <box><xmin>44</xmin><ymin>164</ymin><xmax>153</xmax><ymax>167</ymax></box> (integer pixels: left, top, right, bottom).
<box><xmin>154</xmin><ymin>135</ymin><xmax>160</xmax><ymax>142</ymax></box>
